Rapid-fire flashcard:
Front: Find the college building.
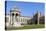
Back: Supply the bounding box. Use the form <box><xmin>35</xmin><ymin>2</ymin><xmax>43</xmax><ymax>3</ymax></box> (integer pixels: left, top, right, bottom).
<box><xmin>5</xmin><ymin>6</ymin><xmax>45</xmax><ymax>27</ymax></box>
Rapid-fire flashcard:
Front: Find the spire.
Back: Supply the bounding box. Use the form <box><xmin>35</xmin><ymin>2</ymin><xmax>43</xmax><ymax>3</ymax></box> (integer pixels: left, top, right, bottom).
<box><xmin>36</xmin><ymin>8</ymin><xmax>38</xmax><ymax>13</ymax></box>
<box><xmin>40</xmin><ymin>11</ymin><xmax>41</xmax><ymax>16</ymax></box>
<box><xmin>37</xmin><ymin>10</ymin><xmax>38</xmax><ymax>14</ymax></box>
<box><xmin>33</xmin><ymin>12</ymin><xmax>34</xmax><ymax>16</ymax></box>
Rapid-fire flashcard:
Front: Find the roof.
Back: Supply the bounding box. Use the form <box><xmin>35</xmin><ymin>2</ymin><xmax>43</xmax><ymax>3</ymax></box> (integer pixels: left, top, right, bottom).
<box><xmin>10</xmin><ymin>6</ymin><xmax>21</xmax><ymax>13</ymax></box>
<box><xmin>20</xmin><ymin>16</ymin><xmax>32</xmax><ymax>18</ymax></box>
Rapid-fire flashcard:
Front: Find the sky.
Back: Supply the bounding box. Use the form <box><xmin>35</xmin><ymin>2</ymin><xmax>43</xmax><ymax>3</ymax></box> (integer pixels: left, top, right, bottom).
<box><xmin>6</xmin><ymin>1</ymin><xmax>45</xmax><ymax>16</ymax></box>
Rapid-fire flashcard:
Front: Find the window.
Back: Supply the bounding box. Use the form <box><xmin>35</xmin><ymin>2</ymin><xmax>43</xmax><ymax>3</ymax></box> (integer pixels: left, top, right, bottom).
<box><xmin>6</xmin><ymin>17</ymin><xmax>9</xmax><ymax>22</ymax></box>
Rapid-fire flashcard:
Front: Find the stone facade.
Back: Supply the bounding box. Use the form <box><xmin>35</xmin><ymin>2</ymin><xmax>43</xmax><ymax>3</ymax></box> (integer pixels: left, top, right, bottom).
<box><xmin>5</xmin><ymin>7</ymin><xmax>45</xmax><ymax>28</ymax></box>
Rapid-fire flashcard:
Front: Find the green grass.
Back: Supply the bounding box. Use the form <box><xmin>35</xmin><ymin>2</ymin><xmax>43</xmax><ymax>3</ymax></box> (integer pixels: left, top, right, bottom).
<box><xmin>6</xmin><ymin>24</ymin><xmax>45</xmax><ymax>30</ymax></box>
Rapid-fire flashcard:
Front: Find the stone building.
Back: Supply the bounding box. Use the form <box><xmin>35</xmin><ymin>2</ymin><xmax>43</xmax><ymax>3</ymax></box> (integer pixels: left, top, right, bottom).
<box><xmin>27</xmin><ymin>11</ymin><xmax>45</xmax><ymax>24</ymax></box>
<box><xmin>5</xmin><ymin>7</ymin><xmax>32</xmax><ymax>27</ymax></box>
<box><xmin>5</xmin><ymin>6</ymin><xmax>45</xmax><ymax>28</ymax></box>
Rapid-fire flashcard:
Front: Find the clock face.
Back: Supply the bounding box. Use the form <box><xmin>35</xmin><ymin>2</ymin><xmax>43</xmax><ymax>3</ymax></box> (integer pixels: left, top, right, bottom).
<box><xmin>16</xmin><ymin>13</ymin><xmax>18</xmax><ymax>16</ymax></box>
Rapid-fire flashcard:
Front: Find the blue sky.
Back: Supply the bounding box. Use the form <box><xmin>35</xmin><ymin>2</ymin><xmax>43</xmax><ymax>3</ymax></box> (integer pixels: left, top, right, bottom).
<box><xmin>6</xmin><ymin>1</ymin><xmax>45</xmax><ymax>16</ymax></box>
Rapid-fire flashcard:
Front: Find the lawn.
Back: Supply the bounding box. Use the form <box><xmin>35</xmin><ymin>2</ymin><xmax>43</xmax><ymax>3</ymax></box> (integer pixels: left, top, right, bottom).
<box><xmin>6</xmin><ymin>24</ymin><xmax>45</xmax><ymax>30</ymax></box>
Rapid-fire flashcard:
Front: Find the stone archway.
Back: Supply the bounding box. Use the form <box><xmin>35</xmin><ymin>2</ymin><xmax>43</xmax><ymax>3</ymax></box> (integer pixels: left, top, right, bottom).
<box><xmin>16</xmin><ymin>13</ymin><xmax>19</xmax><ymax>16</ymax></box>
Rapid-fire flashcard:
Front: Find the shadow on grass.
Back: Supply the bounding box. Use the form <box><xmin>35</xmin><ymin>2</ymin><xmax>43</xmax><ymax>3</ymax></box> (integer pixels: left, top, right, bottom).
<box><xmin>6</xmin><ymin>24</ymin><xmax>45</xmax><ymax>30</ymax></box>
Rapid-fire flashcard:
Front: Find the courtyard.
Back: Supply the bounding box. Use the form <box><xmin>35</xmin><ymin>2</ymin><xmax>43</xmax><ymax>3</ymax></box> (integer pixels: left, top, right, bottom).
<box><xmin>6</xmin><ymin>24</ymin><xmax>45</xmax><ymax>30</ymax></box>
